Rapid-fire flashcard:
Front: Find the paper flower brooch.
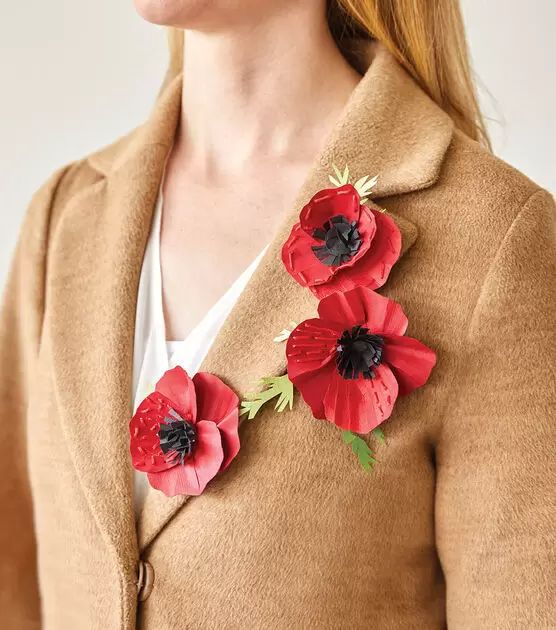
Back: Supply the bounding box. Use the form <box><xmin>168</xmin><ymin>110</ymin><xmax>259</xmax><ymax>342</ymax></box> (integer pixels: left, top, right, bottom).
<box><xmin>286</xmin><ymin>287</ymin><xmax>436</xmax><ymax>433</ymax></box>
<box><xmin>242</xmin><ymin>165</ymin><xmax>436</xmax><ymax>470</ymax></box>
<box><xmin>281</xmin><ymin>169</ymin><xmax>401</xmax><ymax>298</ymax></box>
<box><xmin>130</xmin><ymin>367</ymin><xmax>240</xmax><ymax>496</ymax></box>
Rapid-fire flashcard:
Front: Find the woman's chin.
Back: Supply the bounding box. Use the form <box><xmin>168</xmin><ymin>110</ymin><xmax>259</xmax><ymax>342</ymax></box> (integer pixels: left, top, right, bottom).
<box><xmin>133</xmin><ymin>0</ymin><xmax>212</xmax><ymax>28</ymax></box>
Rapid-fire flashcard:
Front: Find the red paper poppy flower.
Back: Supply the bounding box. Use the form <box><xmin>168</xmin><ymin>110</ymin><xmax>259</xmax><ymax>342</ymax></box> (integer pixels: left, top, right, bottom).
<box><xmin>281</xmin><ymin>184</ymin><xmax>401</xmax><ymax>298</ymax></box>
<box><xmin>129</xmin><ymin>367</ymin><xmax>240</xmax><ymax>497</ymax></box>
<box><xmin>286</xmin><ymin>287</ymin><xmax>436</xmax><ymax>433</ymax></box>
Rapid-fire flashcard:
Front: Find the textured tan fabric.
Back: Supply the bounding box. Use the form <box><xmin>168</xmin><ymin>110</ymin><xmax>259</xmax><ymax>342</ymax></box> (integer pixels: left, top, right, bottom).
<box><xmin>1</xmin><ymin>44</ymin><xmax>555</xmax><ymax>630</ymax></box>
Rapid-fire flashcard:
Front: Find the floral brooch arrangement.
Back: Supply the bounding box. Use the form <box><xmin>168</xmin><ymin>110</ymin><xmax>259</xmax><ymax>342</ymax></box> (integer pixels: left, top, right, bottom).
<box><xmin>129</xmin><ymin>166</ymin><xmax>436</xmax><ymax>495</ymax></box>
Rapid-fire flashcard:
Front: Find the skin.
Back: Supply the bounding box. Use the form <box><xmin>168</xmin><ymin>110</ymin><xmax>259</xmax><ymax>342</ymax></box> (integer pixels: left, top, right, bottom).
<box><xmin>134</xmin><ymin>0</ymin><xmax>360</xmax><ymax>340</ymax></box>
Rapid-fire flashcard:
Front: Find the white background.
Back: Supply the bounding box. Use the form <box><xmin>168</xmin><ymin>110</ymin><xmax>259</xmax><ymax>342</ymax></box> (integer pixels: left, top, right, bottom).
<box><xmin>0</xmin><ymin>1</ymin><xmax>554</xmax><ymax>281</ymax></box>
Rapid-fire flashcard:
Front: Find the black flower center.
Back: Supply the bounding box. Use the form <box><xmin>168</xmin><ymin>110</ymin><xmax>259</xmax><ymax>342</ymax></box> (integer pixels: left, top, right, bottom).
<box><xmin>312</xmin><ymin>214</ymin><xmax>362</xmax><ymax>267</ymax></box>
<box><xmin>336</xmin><ymin>325</ymin><xmax>384</xmax><ymax>380</ymax></box>
<box><xmin>158</xmin><ymin>408</ymin><xmax>197</xmax><ymax>465</ymax></box>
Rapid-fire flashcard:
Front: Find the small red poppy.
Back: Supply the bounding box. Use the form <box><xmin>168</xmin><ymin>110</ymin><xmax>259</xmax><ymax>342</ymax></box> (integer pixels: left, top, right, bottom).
<box><xmin>286</xmin><ymin>287</ymin><xmax>436</xmax><ymax>433</ymax></box>
<box><xmin>129</xmin><ymin>367</ymin><xmax>240</xmax><ymax>496</ymax></box>
<box><xmin>281</xmin><ymin>184</ymin><xmax>401</xmax><ymax>299</ymax></box>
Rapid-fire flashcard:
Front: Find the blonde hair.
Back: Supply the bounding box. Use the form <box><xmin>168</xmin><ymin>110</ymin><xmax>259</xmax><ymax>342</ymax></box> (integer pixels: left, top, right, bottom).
<box><xmin>167</xmin><ymin>0</ymin><xmax>489</xmax><ymax>146</ymax></box>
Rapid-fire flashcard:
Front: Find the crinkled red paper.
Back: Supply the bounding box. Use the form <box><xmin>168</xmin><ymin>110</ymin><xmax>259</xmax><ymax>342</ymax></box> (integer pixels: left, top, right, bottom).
<box><xmin>286</xmin><ymin>287</ymin><xmax>436</xmax><ymax>433</ymax></box>
<box><xmin>281</xmin><ymin>184</ymin><xmax>401</xmax><ymax>298</ymax></box>
<box><xmin>129</xmin><ymin>367</ymin><xmax>240</xmax><ymax>496</ymax></box>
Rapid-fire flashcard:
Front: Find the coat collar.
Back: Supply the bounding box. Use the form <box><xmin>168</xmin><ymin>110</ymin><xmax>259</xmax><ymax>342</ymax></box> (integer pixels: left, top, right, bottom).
<box><xmin>52</xmin><ymin>42</ymin><xmax>453</xmax><ymax>556</ymax></box>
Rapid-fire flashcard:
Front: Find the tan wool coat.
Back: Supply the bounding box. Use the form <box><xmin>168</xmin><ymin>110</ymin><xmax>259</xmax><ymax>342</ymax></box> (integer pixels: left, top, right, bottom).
<box><xmin>1</xmin><ymin>44</ymin><xmax>555</xmax><ymax>630</ymax></box>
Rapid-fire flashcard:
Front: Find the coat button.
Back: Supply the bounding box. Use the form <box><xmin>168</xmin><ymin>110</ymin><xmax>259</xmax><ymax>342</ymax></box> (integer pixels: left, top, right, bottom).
<box><xmin>137</xmin><ymin>560</ymin><xmax>155</xmax><ymax>602</ymax></box>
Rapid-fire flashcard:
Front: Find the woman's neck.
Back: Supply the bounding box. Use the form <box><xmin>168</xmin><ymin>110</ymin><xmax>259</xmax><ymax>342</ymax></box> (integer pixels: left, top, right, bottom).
<box><xmin>176</xmin><ymin>3</ymin><xmax>361</xmax><ymax>180</ymax></box>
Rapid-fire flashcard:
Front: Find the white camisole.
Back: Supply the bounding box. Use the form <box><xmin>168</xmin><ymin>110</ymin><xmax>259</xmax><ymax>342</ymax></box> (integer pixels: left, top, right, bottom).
<box><xmin>131</xmin><ymin>194</ymin><xmax>266</xmax><ymax>516</ymax></box>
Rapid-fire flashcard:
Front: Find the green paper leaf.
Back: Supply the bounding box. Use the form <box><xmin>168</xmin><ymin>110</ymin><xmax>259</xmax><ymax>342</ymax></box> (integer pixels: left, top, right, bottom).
<box><xmin>342</xmin><ymin>164</ymin><xmax>350</xmax><ymax>183</ymax></box>
<box><xmin>354</xmin><ymin>174</ymin><xmax>369</xmax><ymax>191</ymax></box>
<box><xmin>372</xmin><ymin>427</ymin><xmax>386</xmax><ymax>444</ymax></box>
<box><xmin>361</xmin><ymin>174</ymin><xmax>378</xmax><ymax>192</ymax></box>
<box><xmin>354</xmin><ymin>173</ymin><xmax>378</xmax><ymax>200</ymax></box>
<box><xmin>332</xmin><ymin>163</ymin><xmax>343</xmax><ymax>181</ymax></box>
<box><xmin>341</xmin><ymin>430</ymin><xmax>356</xmax><ymax>444</ymax></box>
<box><xmin>342</xmin><ymin>431</ymin><xmax>376</xmax><ymax>472</ymax></box>
<box><xmin>330</xmin><ymin>165</ymin><xmax>380</xmax><ymax>197</ymax></box>
<box><xmin>240</xmin><ymin>375</ymin><xmax>294</xmax><ymax>420</ymax></box>
<box><xmin>330</xmin><ymin>163</ymin><xmax>350</xmax><ymax>186</ymax></box>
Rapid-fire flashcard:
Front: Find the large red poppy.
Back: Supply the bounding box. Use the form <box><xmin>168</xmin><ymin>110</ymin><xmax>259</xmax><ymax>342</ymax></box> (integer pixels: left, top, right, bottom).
<box><xmin>281</xmin><ymin>184</ymin><xmax>401</xmax><ymax>298</ymax></box>
<box><xmin>129</xmin><ymin>367</ymin><xmax>240</xmax><ymax>496</ymax></box>
<box><xmin>286</xmin><ymin>287</ymin><xmax>436</xmax><ymax>433</ymax></box>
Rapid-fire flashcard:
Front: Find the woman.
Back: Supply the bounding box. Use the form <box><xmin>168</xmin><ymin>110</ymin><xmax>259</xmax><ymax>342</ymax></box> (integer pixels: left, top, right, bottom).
<box><xmin>1</xmin><ymin>0</ymin><xmax>554</xmax><ymax>628</ymax></box>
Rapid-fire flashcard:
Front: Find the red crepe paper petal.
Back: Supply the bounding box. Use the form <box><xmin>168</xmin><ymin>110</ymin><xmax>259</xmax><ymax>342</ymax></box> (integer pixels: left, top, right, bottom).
<box><xmin>193</xmin><ymin>372</ymin><xmax>240</xmax><ymax>470</ymax></box>
<box><xmin>365</xmin><ymin>207</ymin><xmax>402</xmax><ymax>278</ymax></box>
<box><xmin>382</xmin><ymin>335</ymin><xmax>437</xmax><ymax>396</ymax></box>
<box><xmin>299</xmin><ymin>185</ymin><xmax>361</xmax><ymax>232</ymax></box>
<box><xmin>129</xmin><ymin>392</ymin><xmax>182</xmax><ymax>473</ymax></box>
<box><xmin>285</xmin><ymin>318</ymin><xmax>339</xmax><ymax>382</ymax></box>
<box><xmin>317</xmin><ymin>286</ymin><xmax>408</xmax><ymax>335</ymax></box>
<box><xmin>281</xmin><ymin>224</ymin><xmax>334</xmax><ymax>286</ymax></box>
<box><xmin>317</xmin><ymin>287</ymin><xmax>369</xmax><ymax>328</ymax></box>
<box><xmin>291</xmin><ymin>363</ymin><xmax>336</xmax><ymax>420</ymax></box>
<box><xmin>147</xmin><ymin>421</ymin><xmax>224</xmax><ymax>497</ymax></box>
<box><xmin>155</xmin><ymin>366</ymin><xmax>197</xmax><ymax>423</ymax></box>
<box><xmin>312</xmin><ymin>208</ymin><xmax>401</xmax><ymax>299</ymax></box>
<box><xmin>193</xmin><ymin>372</ymin><xmax>239</xmax><ymax>423</ymax></box>
<box><xmin>215</xmin><ymin>411</ymin><xmax>241</xmax><ymax>470</ymax></box>
<box><xmin>286</xmin><ymin>318</ymin><xmax>339</xmax><ymax>420</ymax></box>
<box><xmin>323</xmin><ymin>364</ymin><xmax>398</xmax><ymax>433</ymax></box>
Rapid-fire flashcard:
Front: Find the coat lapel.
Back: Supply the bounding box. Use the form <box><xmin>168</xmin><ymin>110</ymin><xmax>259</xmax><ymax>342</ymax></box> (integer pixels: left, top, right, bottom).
<box><xmin>136</xmin><ymin>43</ymin><xmax>454</xmax><ymax>550</ymax></box>
<box><xmin>48</xmin><ymin>76</ymin><xmax>182</xmax><ymax>561</ymax></box>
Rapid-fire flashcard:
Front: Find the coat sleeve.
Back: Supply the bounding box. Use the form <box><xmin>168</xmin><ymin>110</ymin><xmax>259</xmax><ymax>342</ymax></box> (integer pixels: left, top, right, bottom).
<box><xmin>0</xmin><ymin>167</ymin><xmax>69</xmax><ymax>629</ymax></box>
<box><xmin>435</xmin><ymin>189</ymin><xmax>556</xmax><ymax>627</ymax></box>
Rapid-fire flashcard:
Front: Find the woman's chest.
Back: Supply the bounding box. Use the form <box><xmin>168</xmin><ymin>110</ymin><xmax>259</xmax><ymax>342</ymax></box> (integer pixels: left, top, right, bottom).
<box><xmin>158</xmin><ymin>175</ymin><xmax>296</xmax><ymax>340</ymax></box>
<box><xmin>27</xmin><ymin>348</ymin><xmax>446</xmax><ymax>628</ymax></box>
<box><xmin>139</xmin><ymin>405</ymin><xmax>445</xmax><ymax>628</ymax></box>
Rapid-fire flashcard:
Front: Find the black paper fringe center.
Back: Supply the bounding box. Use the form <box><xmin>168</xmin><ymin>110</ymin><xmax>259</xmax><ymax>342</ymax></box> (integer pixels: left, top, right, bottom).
<box><xmin>336</xmin><ymin>325</ymin><xmax>384</xmax><ymax>380</ymax></box>
<box><xmin>158</xmin><ymin>409</ymin><xmax>197</xmax><ymax>465</ymax></box>
<box><xmin>312</xmin><ymin>214</ymin><xmax>362</xmax><ymax>267</ymax></box>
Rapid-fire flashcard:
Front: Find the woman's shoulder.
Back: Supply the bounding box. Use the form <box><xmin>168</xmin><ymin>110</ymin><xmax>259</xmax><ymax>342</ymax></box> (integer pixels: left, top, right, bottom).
<box><xmin>397</xmin><ymin>127</ymin><xmax>555</xmax><ymax>288</ymax></box>
<box><xmin>388</xmin><ymin>129</ymin><xmax>554</xmax><ymax>315</ymax></box>
<box><xmin>47</xmin><ymin>129</ymin><xmax>140</xmax><ymax>203</ymax></box>
<box><xmin>438</xmin><ymin>129</ymin><xmax>554</xmax><ymax>234</ymax></box>
<box><xmin>26</xmin><ymin>128</ymin><xmax>142</xmax><ymax>236</ymax></box>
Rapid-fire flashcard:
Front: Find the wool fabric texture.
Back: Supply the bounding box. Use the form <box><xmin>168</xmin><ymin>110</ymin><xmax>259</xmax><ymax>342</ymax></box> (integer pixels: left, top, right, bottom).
<box><xmin>0</xmin><ymin>43</ymin><xmax>554</xmax><ymax>629</ymax></box>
